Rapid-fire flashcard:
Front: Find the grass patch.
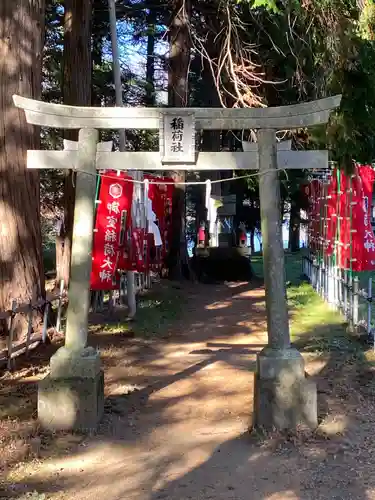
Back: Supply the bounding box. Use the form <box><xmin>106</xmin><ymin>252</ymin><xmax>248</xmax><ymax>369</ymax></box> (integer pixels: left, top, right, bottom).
<box><xmin>252</xmin><ymin>250</ymin><xmax>305</xmax><ymax>284</ymax></box>
<box><xmin>132</xmin><ymin>286</ymin><xmax>183</xmax><ymax>337</ymax></box>
<box><xmin>94</xmin><ymin>285</ymin><xmax>183</xmax><ymax>339</ymax></box>
<box><xmin>254</xmin><ymin>250</ymin><xmax>360</xmax><ymax>354</ymax></box>
<box><xmin>288</xmin><ymin>282</ymin><xmax>355</xmax><ymax>354</ymax></box>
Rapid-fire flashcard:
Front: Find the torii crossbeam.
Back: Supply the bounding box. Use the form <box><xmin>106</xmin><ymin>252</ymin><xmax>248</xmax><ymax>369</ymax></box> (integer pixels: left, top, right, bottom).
<box><xmin>13</xmin><ymin>94</ymin><xmax>341</xmax><ymax>432</ymax></box>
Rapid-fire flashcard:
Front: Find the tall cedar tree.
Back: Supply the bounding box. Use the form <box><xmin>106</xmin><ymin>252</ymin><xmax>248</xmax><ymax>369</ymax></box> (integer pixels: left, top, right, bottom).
<box><xmin>0</xmin><ymin>0</ymin><xmax>46</xmax><ymax>339</ymax></box>
<box><xmin>56</xmin><ymin>0</ymin><xmax>93</xmax><ymax>287</ymax></box>
<box><xmin>167</xmin><ymin>0</ymin><xmax>192</xmax><ymax>279</ymax></box>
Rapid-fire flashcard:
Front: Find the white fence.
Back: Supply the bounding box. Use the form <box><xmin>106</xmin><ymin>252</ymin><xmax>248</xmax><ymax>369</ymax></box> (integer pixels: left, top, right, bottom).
<box><xmin>302</xmin><ymin>254</ymin><xmax>374</xmax><ymax>342</ymax></box>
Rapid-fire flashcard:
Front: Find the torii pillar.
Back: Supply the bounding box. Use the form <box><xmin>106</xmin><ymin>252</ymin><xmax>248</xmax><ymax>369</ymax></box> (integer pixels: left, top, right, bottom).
<box><xmin>255</xmin><ymin>129</ymin><xmax>316</xmax><ymax>429</ymax></box>
<box><xmin>13</xmin><ymin>94</ymin><xmax>341</xmax><ymax>431</ymax></box>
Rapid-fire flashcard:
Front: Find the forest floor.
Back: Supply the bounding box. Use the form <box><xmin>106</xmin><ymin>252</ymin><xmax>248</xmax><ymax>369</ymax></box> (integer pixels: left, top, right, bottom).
<box><xmin>2</xmin><ymin>255</ymin><xmax>375</xmax><ymax>499</ymax></box>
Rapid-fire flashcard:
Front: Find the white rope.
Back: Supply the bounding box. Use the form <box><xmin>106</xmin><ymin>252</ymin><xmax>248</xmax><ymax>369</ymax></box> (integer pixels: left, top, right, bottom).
<box><xmin>80</xmin><ymin>168</ymin><xmax>288</xmax><ymax>186</ymax></box>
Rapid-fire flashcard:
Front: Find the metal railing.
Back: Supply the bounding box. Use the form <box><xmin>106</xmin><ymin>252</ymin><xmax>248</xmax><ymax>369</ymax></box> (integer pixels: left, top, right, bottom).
<box><xmin>302</xmin><ymin>254</ymin><xmax>374</xmax><ymax>344</ymax></box>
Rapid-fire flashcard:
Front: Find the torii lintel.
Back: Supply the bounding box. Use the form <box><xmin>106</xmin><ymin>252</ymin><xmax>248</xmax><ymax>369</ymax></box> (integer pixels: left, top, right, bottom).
<box><xmin>13</xmin><ymin>94</ymin><xmax>342</xmax><ymax>131</ymax></box>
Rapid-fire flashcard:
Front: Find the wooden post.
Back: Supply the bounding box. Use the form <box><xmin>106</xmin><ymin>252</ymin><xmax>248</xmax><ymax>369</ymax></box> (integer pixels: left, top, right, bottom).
<box><xmin>55</xmin><ymin>279</ymin><xmax>64</xmax><ymax>332</ymax></box>
<box><xmin>353</xmin><ymin>276</ymin><xmax>359</xmax><ymax>327</ymax></box>
<box><xmin>258</xmin><ymin>129</ymin><xmax>290</xmax><ymax>349</ymax></box>
<box><xmin>368</xmin><ymin>277</ymin><xmax>372</xmax><ymax>339</ymax></box>
<box><xmin>65</xmin><ymin>128</ymin><xmax>99</xmax><ymax>350</ymax></box>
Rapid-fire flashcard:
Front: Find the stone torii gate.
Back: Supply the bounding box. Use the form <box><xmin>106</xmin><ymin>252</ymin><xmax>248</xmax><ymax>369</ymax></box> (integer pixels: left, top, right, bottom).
<box><xmin>14</xmin><ymin>94</ymin><xmax>341</xmax><ymax>432</ymax></box>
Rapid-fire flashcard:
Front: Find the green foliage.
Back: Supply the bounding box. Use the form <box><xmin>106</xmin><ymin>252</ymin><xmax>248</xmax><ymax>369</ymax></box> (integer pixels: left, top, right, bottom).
<box><xmin>234</xmin><ymin>0</ymin><xmax>279</xmax><ymax>13</ymax></box>
<box><xmin>326</xmin><ymin>37</ymin><xmax>375</xmax><ymax>166</ymax></box>
<box><xmin>250</xmin><ymin>0</ymin><xmax>279</xmax><ymax>13</ymax></box>
<box><xmin>359</xmin><ymin>0</ymin><xmax>375</xmax><ymax>40</ymax></box>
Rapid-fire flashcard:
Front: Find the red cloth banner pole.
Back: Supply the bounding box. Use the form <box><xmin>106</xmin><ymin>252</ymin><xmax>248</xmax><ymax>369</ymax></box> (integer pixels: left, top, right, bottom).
<box><xmin>354</xmin><ymin>165</ymin><xmax>375</xmax><ymax>271</ymax></box>
<box><xmin>338</xmin><ymin>170</ymin><xmax>350</xmax><ymax>269</ymax></box>
<box><xmin>325</xmin><ymin>169</ymin><xmax>338</xmax><ymax>257</ymax></box>
<box><xmin>337</xmin><ymin>165</ymin><xmax>375</xmax><ymax>271</ymax></box>
<box><xmin>144</xmin><ymin>175</ymin><xmax>174</xmax><ymax>270</ymax></box>
<box><xmin>90</xmin><ymin>171</ymin><xmax>134</xmax><ymax>290</ymax></box>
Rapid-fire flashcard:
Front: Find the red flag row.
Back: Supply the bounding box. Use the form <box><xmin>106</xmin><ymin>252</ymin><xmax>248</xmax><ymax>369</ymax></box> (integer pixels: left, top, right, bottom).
<box><xmin>90</xmin><ymin>172</ymin><xmax>174</xmax><ymax>290</ymax></box>
<box><xmin>305</xmin><ymin>165</ymin><xmax>375</xmax><ymax>272</ymax></box>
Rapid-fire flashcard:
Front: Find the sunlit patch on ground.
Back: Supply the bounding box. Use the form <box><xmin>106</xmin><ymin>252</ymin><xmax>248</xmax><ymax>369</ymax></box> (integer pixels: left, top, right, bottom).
<box><xmin>205</xmin><ymin>300</ymin><xmax>232</xmax><ymax>310</ymax></box>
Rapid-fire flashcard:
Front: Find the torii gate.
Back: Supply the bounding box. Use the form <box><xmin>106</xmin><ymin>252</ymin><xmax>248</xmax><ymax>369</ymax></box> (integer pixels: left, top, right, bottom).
<box><xmin>13</xmin><ymin>94</ymin><xmax>341</xmax><ymax>432</ymax></box>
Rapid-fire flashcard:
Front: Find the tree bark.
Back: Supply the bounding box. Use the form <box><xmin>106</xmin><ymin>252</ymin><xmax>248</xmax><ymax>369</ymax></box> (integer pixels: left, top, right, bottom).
<box><xmin>92</xmin><ymin>0</ymin><xmax>106</xmax><ymax>106</ymax></box>
<box><xmin>145</xmin><ymin>7</ymin><xmax>156</xmax><ymax>107</ymax></box>
<box><xmin>0</xmin><ymin>0</ymin><xmax>46</xmax><ymax>340</ymax></box>
<box><xmin>56</xmin><ymin>0</ymin><xmax>93</xmax><ymax>288</ymax></box>
<box><xmin>201</xmin><ymin>52</ymin><xmax>223</xmax><ymax>244</ymax></box>
<box><xmin>167</xmin><ymin>0</ymin><xmax>192</xmax><ymax>280</ymax></box>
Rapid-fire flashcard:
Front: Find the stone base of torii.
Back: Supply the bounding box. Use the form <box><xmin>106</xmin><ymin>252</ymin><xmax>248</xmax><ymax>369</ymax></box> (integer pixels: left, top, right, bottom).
<box><xmin>14</xmin><ymin>94</ymin><xmax>341</xmax><ymax>432</ymax></box>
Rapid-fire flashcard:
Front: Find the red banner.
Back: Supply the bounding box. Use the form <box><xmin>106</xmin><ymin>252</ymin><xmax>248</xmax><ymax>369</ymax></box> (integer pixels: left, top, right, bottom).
<box><xmin>90</xmin><ymin>172</ymin><xmax>133</xmax><ymax>290</ymax></box>
<box><xmin>325</xmin><ymin>170</ymin><xmax>338</xmax><ymax>256</ymax></box>
<box><xmin>338</xmin><ymin>170</ymin><xmax>351</xmax><ymax>268</ymax></box>
<box><xmin>131</xmin><ymin>228</ymin><xmax>145</xmax><ymax>272</ymax></box>
<box><xmin>352</xmin><ymin>165</ymin><xmax>375</xmax><ymax>271</ymax></box>
<box><xmin>307</xmin><ymin>165</ymin><xmax>375</xmax><ymax>271</ymax></box>
<box><xmin>335</xmin><ymin>165</ymin><xmax>375</xmax><ymax>271</ymax></box>
<box><xmin>145</xmin><ymin>175</ymin><xmax>174</xmax><ymax>266</ymax></box>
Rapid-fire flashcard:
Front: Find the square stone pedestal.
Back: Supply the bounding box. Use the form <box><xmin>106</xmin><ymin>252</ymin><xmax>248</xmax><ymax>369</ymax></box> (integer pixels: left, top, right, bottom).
<box><xmin>253</xmin><ymin>347</ymin><xmax>318</xmax><ymax>430</ymax></box>
<box><xmin>38</xmin><ymin>346</ymin><xmax>104</xmax><ymax>432</ymax></box>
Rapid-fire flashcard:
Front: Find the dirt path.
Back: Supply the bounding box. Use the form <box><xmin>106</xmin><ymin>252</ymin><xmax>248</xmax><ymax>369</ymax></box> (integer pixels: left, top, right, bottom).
<box><xmin>4</xmin><ymin>282</ymin><xmax>375</xmax><ymax>500</ymax></box>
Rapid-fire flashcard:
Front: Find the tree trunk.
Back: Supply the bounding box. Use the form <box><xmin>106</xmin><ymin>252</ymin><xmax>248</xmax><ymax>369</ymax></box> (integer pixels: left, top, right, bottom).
<box><xmin>56</xmin><ymin>0</ymin><xmax>92</xmax><ymax>288</ymax></box>
<box><xmin>289</xmin><ymin>200</ymin><xmax>301</xmax><ymax>253</ymax></box>
<box><xmin>145</xmin><ymin>8</ymin><xmax>156</xmax><ymax>106</ymax></box>
<box><xmin>201</xmin><ymin>69</ymin><xmax>222</xmax><ymax>243</ymax></box>
<box><xmin>167</xmin><ymin>0</ymin><xmax>191</xmax><ymax>280</ymax></box>
<box><xmin>92</xmin><ymin>0</ymin><xmax>106</xmax><ymax>106</ymax></box>
<box><xmin>0</xmin><ymin>0</ymin><xmax>46</xmax><ymax>341</ymax></box>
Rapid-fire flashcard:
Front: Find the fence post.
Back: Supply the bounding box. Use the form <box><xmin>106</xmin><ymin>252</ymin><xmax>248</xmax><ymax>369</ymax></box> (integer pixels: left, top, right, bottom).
<box><xmin>7</xmin><ymin>300</ymin><xmax>17</xmax><ymax>371</ymax></box>
<box><xmin>367</xmin><ymin>277</ymin><xmax>372</xmax><ymax>341</ymax></box>
<box><xmin>55</xmin><ymin>279</ymin><xmax>64</xmax><ymax>332</ymax></box>
<box><xmin>42</xmin><ymin>300</ymin><xmax>50</xmax><ymax>343</ymax></box>
<box><xmin>341</xmin><ymin>269</ymin><xmax>345</xmax><ymax>314</ymax></box>
<box><xmin>302</xmin><ymin>255</ymin><xmax>305</xmax><ymax>278</ymax></box>
<box><xmin>334</xmin><ymin>266</ymin><xmax>338</xmax><ymax>310</ymax></box>
<box><xmin>307</xmin><ymin>255</ymin><xmax>311</xmax><ymax>281</ymax></box>
<box><xmin>312</xmin><ymin>261</ymin><xmax>316</xmax><ymax>289</ymax></box>
<box><xmin>328</xmin><ymin>261</ymin><xmax>334</xmax><ymax>305</ymax></box>
<box><xmin>343</xmin><ymin>270</ymin><xmax>350</xmax><ymax>319</ymax></box>
<box><xmin>25</xmin><ymin>300</ymin><xmax>33</xmax><ymax>356</ymax></box>
<box><xmin>353</xmin><ymin>276</ymin><xmax>359</xmax><ymax>327</ymax></box>
<box><xmin>26</xmin><ymin>286</ymin><xmax>37</xmax><ymax>356</ymax></box>
<box><xmin>348</xmin><ymin>273</ymin><xmax>354</xmax><ymax>325</ymax></box>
